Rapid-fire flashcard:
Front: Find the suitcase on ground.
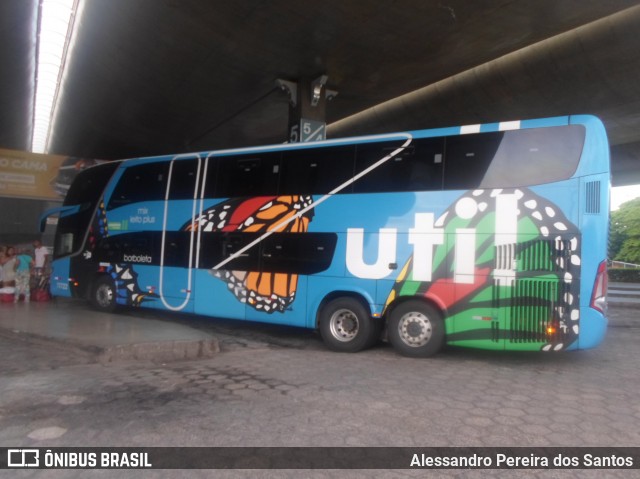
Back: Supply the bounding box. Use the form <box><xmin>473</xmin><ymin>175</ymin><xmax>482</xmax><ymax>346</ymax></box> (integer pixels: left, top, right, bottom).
<box><xmin>0</xmin><ymin>293</ymin><xmax>13</xmax><ymax>303</ymax></box>
<box><xmin>32</xmin><ymin>289</ymin><xmax>50</xmax><ymax>302</ymax></box>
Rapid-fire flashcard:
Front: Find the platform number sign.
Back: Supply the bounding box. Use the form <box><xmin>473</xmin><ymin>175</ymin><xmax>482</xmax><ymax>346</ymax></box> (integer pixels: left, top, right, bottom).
<box><xmin>290</xmin><ymin>119</ymin><xmax>326</xmax><ymax>142</ymax></box>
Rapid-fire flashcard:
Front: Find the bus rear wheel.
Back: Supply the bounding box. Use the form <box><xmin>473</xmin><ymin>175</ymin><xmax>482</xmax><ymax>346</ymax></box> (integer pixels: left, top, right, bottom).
<box><xmin>319</xmin><ymin>297</ymin><xmax>380</xmax><ymax>353</ymax></box>
<box><xmin>91</xmin><ymin>276</ymin><xmax>117</xmax><ymax>313</ymax></box>
<box><xmin>387</xmin><ymin>301</ymin><xmax>444</xmax><ymax>357</ymax></box>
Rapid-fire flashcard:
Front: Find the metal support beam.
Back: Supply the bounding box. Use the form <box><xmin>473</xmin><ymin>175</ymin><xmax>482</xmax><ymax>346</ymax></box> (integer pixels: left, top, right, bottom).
<box><xmin>277</xmin><ymin>76</ymin><xmax>337</xmax><ymax>142</ymax></box>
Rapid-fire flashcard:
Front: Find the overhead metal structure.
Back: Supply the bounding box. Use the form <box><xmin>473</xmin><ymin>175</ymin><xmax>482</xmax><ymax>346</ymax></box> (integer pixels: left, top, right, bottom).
<box><xmin>1</xmin><ymin>0</ymin><xmax>640</xmax><ymax>184</ymax></box>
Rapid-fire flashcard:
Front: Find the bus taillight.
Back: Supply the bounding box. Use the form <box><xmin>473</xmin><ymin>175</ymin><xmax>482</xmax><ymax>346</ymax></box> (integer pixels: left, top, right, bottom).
<box><xmin>590</xmin><ymin>260</ymin><xmax>608</xmax><ymax>313</ymax></box>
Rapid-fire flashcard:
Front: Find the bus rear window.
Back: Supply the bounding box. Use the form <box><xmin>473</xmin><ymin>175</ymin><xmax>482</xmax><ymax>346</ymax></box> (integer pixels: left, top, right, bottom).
<box><xmin>478</xmin><ymin>125</ymin><xmax>585</xmax><ymax>188</ymax></box>
<box><xmin>444</xmin><ymin>125</ymin><xmax>585</xmax><ymax>190</ymax></box>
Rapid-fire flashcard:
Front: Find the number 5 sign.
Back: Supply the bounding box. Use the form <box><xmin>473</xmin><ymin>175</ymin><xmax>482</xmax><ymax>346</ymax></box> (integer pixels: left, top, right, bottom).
<box><xmin>290</xmin><ymin>119</ymin><xmax>326</xmax><ymax>142</ymax></box>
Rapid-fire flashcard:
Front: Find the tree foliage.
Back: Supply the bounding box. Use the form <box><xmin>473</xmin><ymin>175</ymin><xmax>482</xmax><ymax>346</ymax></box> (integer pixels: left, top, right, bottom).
<box><xmin>610</xmin><ymin>197</ymin><xmax>640</xmax><ymax>264</ymax></box>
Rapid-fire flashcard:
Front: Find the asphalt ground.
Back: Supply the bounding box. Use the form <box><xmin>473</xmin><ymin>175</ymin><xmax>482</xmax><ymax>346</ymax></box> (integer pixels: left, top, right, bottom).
<box><xmin>0</xmin><ymin>303</ymin><xmax>638</xmax><ymax>479</ymax></box>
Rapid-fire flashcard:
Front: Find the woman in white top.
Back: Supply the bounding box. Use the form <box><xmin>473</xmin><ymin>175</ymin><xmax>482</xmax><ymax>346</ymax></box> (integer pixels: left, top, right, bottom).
<box><xmin>1</xmin><ymin>246</ymin><xmax>17</xmax><ymax>287</ymax></box>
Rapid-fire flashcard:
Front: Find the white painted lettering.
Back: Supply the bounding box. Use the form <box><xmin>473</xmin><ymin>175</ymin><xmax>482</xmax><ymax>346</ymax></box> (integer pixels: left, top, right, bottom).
<box><xmin>346</xmin><ymin>227</ymin><xmax>397</xmax><ymax>279</ymax></box>
<box><xmin>408</xmin><ymin>213</ymin><xmax>444</xmax><ymax>282</ymax></box>
<box><xmin>454</xmin><ymin>228</ymin><xmax>476</xmax><ymax>284</ymax></box>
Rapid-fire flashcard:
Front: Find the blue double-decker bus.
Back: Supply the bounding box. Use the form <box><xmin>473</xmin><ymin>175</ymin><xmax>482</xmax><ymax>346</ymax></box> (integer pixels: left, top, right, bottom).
<box><xmin>42</xmin><ymin>115</ymin><xmax>610</xmax><ymax>357</ymax></box>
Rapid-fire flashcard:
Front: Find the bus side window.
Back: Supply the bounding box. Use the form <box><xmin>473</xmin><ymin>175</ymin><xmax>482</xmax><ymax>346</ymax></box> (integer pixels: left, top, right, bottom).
<box><xmin>354</xmin><ymin>138</ymin><xmax>444</xmax><ymax>193</ymax></box>
<box><xmin>221</xmin><ymin>233</ymin><xmax>260</xmax><ymax>270</ymax></box>
<box><xmin>168</xmin><ymin>159</ymin><xmax>200</xmax><ymax>200</ymax></box>
<box><xmin>107</xmin><ymin>162</ymin><xmax>169</xmax><ymax>209</ymax></box>
<box><xmin>196</xmin><ymin>232</ymin><xmax>260</xmax><ymax>270</ymax></box>
<box><xmin>202</xmin><ymin>157</ymin><xmax>218</xmax><ymax>198</ymax></box>
<box><xmin>162</xmin><ymin>231</ymin><xmax>190</xmax><ymax>267</ymax></box>
<box><xmin>443</xmin><ymin>133</ymin><xmax>502</xmax><ymax>190</ymax></box>
<box><xmin>260</xmin><ymin>233</ymin><xmax>338</xmax><ymax>275</ymax></box>
<box><xmin>95</xmin><ymin>236</ymin><xmax>119</xmax><ymax>262</ymax></box>
<box><xmin>55</xmin><ymin>232</ymin><xmax>75</xmax><ymax>257</ymax></box>
<box><xmin>280</xmin><ymin>145</ymin><xmax>356</xmax><ymax>195</ymax></box>
<box><xmin>215</xmin><ymin>153</ymin><xmax>280</xmax><ymax>198</ymax></box>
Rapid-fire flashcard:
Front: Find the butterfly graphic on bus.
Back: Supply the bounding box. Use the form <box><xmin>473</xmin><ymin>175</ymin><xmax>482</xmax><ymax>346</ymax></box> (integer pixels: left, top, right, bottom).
<box><xmin>183</xmin><ymin>195</ymin><xmax>314</xmax><ymax>313</ymax></box>
<box><xmin>383</xmin><ymin>188</ymin><xmax>582</xmax><ymax>352</ymax></box>
<box><xmin>88</xmin><ymin>199</ymin><xmax>158</xmax><ymax>307</ymax></box>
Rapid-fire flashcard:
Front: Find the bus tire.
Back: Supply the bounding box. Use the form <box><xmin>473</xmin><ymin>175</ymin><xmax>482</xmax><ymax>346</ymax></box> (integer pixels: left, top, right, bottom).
<box><xmin>387</xmin><ymin>300</ymin><xmax>444</xmax><ymax>357</ymax></box>
<box><xmin>91</xmin><ymin>276</ymin><xmax>117</xmax><ymax>313</ymax></box>
<box><xmin>319</xmin><ymin>297</ymin><xmax>380</xmax><ymax>353</ymax></box>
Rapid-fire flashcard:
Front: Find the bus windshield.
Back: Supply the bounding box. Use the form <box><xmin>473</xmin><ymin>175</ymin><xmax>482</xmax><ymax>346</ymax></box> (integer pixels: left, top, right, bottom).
<box><xmin>54</xmin><ymin>162</ymin><xmax>119</xmax><ymax>259</ymax></box>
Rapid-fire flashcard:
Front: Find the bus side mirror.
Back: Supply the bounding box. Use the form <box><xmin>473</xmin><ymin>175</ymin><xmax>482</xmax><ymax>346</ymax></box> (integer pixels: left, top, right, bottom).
<box><xmin>38</xmin><ymin>204</ymin><xmax>82</xmax><ymax>232</ymax></box>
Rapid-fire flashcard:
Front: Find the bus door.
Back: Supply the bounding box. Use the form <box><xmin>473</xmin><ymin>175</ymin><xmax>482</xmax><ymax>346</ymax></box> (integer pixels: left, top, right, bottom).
<box><xmin>159</xmin><ymin>155</ymin><xmax>202</xmax><ymax>312</ymax></box>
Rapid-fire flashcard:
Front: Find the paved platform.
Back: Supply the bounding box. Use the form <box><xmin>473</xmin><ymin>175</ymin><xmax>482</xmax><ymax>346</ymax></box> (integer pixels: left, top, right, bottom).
<box><xmin>0</xmin><ymin>291</ymin><xmax>635</xmax><ymax>366</ymax></box>
<box><xmin>0</xmin><ymin>304</ymin><xmax>638</xmax><ymax>478</ymax></box>
<box><xmin>0</xmin><ymin>298</ymin><xmax>219</xmax><ymax>363</ymax></box>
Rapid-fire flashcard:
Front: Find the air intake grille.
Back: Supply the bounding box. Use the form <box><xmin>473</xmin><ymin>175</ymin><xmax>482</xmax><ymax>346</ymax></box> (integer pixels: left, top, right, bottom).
<box><xmin>585</xmin><ymin>180</ymin><xmax>601</xmax><ymax>214</ymax></box>
<box><xmin>508</xmin><ymin>279</ymin><xmax>570</xmax><ymax>343</ymax></box>
<box><xmin>494</xmin><ymin>237</ymin><xmax>579</xmax><ymax>344</ymax></box>
<box><xmin>515</xmin><ymin>238</ymin><xmax>575</xmax><ymax>274</ymax></box>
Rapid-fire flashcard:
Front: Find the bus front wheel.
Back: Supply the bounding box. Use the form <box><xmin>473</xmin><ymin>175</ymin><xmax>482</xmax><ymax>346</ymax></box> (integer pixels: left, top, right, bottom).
<box><xmin>387</xmin><ymin>301</ymin><xmax>444</xmax><ymax>357</ymax></box>
<box><xmin>319</xmin><ymin>297</ymin><xmax>380</xmax><ymax>353</ymax></box>
<box><xmin>91</xmin><ymin>276</ymin><xmax>117</xmax><ymax>313</ymax></box>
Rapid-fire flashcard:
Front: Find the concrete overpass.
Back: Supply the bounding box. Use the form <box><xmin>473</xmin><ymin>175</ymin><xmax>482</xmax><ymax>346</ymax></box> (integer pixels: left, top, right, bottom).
<box><xmin>1</xmin><ymin>1</ymin><xmax>640</xmax><ymax>242</ymax></box>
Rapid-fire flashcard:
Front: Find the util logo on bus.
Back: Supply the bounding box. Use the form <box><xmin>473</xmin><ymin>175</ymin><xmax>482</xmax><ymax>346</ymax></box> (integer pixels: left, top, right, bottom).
<box><xmin>346</xmin><ymin>193</ymin><xmax>519</xmax><ymax>284</ymax></box>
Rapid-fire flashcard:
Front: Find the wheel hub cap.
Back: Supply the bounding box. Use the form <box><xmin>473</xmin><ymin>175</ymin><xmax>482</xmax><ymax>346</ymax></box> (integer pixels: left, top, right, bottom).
<box><xmin>97</xmin><ymin>285</ymin><xmax>113</xmax><ymax>308</ymax></box>
<box><xmin>398</xmin><ymin>312</ymin><xmax>432</xmax><ymax>347</ymax></box>
<box><xmin>329</xmin><ymin>309</ymin><xmax>359</xmax><ymax>342</ymax></box>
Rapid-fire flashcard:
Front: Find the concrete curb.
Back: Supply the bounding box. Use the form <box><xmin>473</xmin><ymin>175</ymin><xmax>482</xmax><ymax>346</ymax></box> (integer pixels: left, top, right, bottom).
<box><xmin>0</xmin><ymin>327</ymin><xmax>220</xmax><ymax>364</ymax></box>
<box><xmin>96</xmin><ymin>338</ymin><xmax>220</xmax><ymax>363</ymax></box>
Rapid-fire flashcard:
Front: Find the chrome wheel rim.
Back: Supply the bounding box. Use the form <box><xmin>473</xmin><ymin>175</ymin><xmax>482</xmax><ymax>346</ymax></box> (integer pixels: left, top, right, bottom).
<box><xmin>96</xmin><ymin>283</ymin><xmax>114</xmax><ymax>309</ymax></box>
<box><xmin>329</xmin><ymin>308</ymin><xmax>359</xmax><ymax>342</ymax></box>
<box><xmin>397</xmin><ymin>311</ymin><xmax>432</xmax><ymax>347</ymax></box>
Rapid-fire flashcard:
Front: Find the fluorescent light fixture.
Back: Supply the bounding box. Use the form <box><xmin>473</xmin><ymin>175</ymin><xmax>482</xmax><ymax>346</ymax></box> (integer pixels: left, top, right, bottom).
<box><xmin>31</xmin><ymin>0</ymin><xmax>81</xmax><ymax>153</ymax></box>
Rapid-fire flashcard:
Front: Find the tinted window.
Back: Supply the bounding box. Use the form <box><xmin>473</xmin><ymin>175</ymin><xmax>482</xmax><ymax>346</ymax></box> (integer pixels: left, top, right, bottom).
<box><xmin>64</xmin><ymin>162</ymin><xmax>119</xmax><ymax>206</ymax></box>
<box><xmin>107</xmin><ymin>162</ymin><xmax>168</xmax><ymax>209</ymax></box>
<box><xmin>260</xmin><ymin>233</ymin><xmax>337</xmax><ymax>274</ymax></box>
<box><xmin>354</xmin><ymin>138</ymin><xmax>444</xmax><ymax>193</ymax></box>
<box><xmin>202</xmin><ymin>156</ymin><xmax>218</xmax><ymax>198</ymax></box>
<box><xmin>162</xmin><ymin>231</ymin><xmax>193</xmax><ymax>267</ymax></box>
<box><xmin>443</xmin><ymin>125</ymin><xmax>585</xmax><ymax>190</ymax></box>
<box><xmin>280</xmin><ymin>145</ymin><xmax>355</xmax><ymax>194</ymax></box>
<box><xmin>198</xmin><ymin>232</ymin><xmax>337</xmax><ymax>274</ymax></box>
<box><xmin>199</xmin><ymin>232</ymin><xmax>261</xmax><ymax>271</ymax></box>
<box><xmin>55</xmin><ymin>162</ymin><xmax>120</xmax><ymax>258</ymax></box>
<box><xmin>168</xmin><ymin>158</ymin><xmax>200</xmax><ymax>200</ymax></box>
<box><xmin>95</xmin><ymin>232</ymin><xmax>157</xmax><ymax>264</ymax></box>
<box><xmin>54</xmin><ymin>232</ymin><xmax>75</xmax><ymax>258</ymax></box>
<box><xmin>216</xmin><ymin>153</ymin><xmax>280</xmax><ymax>198</ymax></box>
<box><xmin>444</xmin><ymin>132</ymin><xmax>502</xmax><ymax>190</ymax></box>
<box><xmin>478</xmin><ymin>125</ymin><xmax>585</xmax><ymax>188</ymax></box>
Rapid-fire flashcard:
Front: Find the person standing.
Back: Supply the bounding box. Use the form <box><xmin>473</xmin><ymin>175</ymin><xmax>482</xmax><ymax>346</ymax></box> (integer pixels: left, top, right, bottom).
<box><xmin>1</xmin><ymin>246</ymin><xmax>17</xmax><ymax>288</ymax></box>
<box><xmin>14</xmin><ymin>248</ymin><xmax>33</xmax><ymax>303</ymax></box>
<box><xmin>0</xmin><ymin>246</ymin><xmax>5</xmax><ymax>286</ymax></box>
<box><xmin>33</xmin><ymin>240</ymin><xmax>49</xmax><ymax>276</ymax></box>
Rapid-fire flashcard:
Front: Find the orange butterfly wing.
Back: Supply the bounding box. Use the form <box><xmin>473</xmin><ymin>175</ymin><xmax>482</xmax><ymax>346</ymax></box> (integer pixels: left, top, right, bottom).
<box><xmin>185</xmin><ymin>195</ymin><xmax>313</xmax><ymax>313</ymax></box>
